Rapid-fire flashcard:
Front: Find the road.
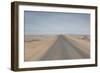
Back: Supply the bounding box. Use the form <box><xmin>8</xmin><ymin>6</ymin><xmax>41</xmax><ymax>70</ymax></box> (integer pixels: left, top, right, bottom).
<box><xmin>39</xmin><ymin>35</ymin><xmax>90</xmax><ymax>61</ymax></box>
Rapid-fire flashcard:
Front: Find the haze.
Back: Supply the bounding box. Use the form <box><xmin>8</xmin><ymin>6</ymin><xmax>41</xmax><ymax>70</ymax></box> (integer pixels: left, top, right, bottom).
<box><xmin>24</xmin><ymin>11</ymin><xmax>90</xmax><ymax>35</ymax></box>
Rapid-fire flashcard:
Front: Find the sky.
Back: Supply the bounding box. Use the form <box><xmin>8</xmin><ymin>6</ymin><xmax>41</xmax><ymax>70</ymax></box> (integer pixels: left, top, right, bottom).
<box><xmin>24</xmin><ymin>11</ymin><xmax>90</xmax><ymax>35</ymax></box>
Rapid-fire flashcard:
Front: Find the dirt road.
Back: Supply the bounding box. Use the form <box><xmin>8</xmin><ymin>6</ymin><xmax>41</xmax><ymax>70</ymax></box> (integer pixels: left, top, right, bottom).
<box><xmin>39</xmin><ymin>35</ymin><xmax>90</xmax><ymax>61</ymax></box>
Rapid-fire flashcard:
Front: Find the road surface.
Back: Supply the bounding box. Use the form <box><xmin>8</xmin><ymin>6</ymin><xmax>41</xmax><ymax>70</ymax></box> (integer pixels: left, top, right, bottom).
<box><xmin>39</xmin><ymin>35</ymin><xmax>90</xmax><ymax>61</ymax></box>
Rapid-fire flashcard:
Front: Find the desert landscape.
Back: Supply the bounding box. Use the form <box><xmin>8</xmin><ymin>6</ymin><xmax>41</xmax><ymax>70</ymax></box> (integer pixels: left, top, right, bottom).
<box><xmin>24</xmin><ymin>35</ymin><xmax>90</xmax><ymax>61</ymax></box>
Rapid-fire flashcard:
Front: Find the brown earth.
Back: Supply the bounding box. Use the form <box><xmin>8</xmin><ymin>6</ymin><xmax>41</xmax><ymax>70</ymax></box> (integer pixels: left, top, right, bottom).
<box><xmin>24</xmin><ymin>35</ymin><xmax>90</xmax><ymax>61</ymax></box>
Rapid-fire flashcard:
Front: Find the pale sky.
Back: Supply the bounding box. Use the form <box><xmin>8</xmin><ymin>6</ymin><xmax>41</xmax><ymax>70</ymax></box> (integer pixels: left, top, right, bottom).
<box><xmin>24</xmin><ymin>11</ymin><xmax>90</xmax><ymax>35</ymax></box>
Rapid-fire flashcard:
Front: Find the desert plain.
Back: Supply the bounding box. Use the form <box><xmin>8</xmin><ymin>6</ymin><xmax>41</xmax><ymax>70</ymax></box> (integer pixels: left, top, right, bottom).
<box><xmin>24</xmin><ymin>35</ymin><xmax>90</xmax><ymax>61</ymax></box>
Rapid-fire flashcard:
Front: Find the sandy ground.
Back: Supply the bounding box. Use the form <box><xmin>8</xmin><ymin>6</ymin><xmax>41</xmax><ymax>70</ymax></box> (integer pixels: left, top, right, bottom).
<box><xmin>64</xmin><ymin>35</ymin><xmax>90</xmax><ymax>56</ymax></box>
<box><xmin>24</xmin><ymin>35</ymin><xmax>90</xmax><ymax>61</ymax></box>
<box><xmin>24</xmin><ymin>35</ymin><xmax>57</xmax><ymax>61</ymax></box>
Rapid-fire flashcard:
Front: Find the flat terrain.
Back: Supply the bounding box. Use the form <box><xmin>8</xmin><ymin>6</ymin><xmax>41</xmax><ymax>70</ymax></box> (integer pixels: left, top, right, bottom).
<box><xmin>24</xmin><ymin>35</ymin><xmax>90</xmax><ymax>61</ymax></box>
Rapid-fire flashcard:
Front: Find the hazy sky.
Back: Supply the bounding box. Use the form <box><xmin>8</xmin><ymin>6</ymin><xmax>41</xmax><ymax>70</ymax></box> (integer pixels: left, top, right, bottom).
<box><xmin>24</xmin><ymin>11</ymin><xmax>90</xmax><ymax>35</ymax></box>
